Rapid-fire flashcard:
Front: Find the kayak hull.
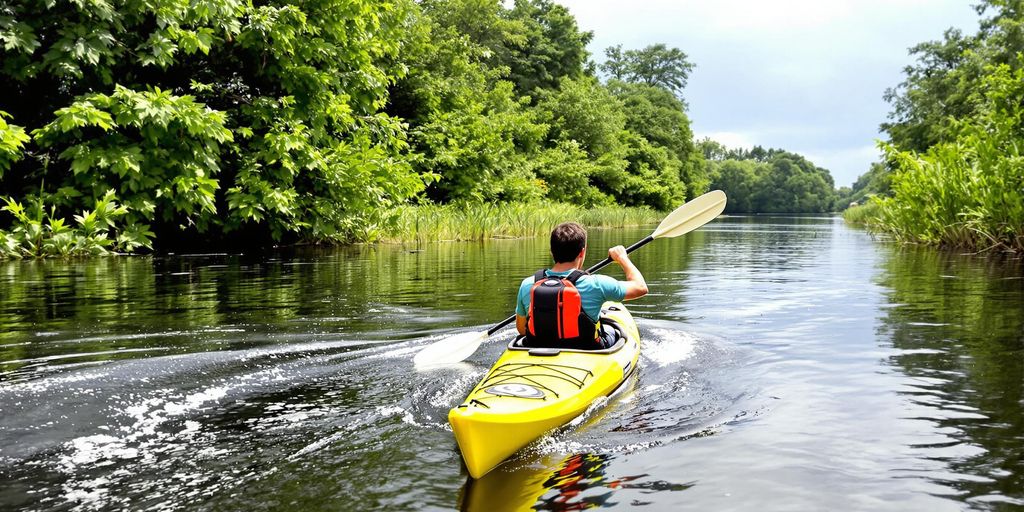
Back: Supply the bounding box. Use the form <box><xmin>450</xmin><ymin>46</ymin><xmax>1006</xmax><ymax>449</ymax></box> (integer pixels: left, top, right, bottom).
<box><xmin>449</xmin><ymin>302</ymin><xmax>640</xmax><ymax>478</ymax></box>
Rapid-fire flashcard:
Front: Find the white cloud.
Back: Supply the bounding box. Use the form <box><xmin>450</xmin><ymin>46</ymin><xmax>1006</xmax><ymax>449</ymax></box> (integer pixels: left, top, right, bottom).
<box><xmin>796</xmin><ymin>145</ymin><xmax>883</xmax><ymax>187</ymax></box>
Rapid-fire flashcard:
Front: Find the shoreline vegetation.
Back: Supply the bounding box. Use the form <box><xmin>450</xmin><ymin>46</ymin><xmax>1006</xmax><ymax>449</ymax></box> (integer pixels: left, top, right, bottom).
<box><xmin>2</xmin><ymin>0</ymin><xmax>1019</xmax><ymax>258</ymax></box>
<box><xmin>0</xmin><ymin>0</ymin><xmax>850</xmax><ymax>261</ymax></box>
<box><xmin>842</xmin><ymin>1</ymin><xmax>1024</xmax><ymax>254</ymax></box>
<box><xmin>383</xmin><ymin>203</ymin><xmax>660</xmax><ymax>244</ymax></box>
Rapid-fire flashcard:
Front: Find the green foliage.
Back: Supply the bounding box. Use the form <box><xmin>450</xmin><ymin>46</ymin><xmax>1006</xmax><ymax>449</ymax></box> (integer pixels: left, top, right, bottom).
<box><xmin>0</xmin><ymin>0</ymin><xmax>426</xmax><ymax>253</ymax></box>
<box><xmin>531</xmin><ymin>140</ymin><xmax>611</xmax><ymax>206</ymax></box>
<box><xmin>835</xmin><ymin>161</ymin><xmax>892</xmax><ymax>210</ymax></box>
<box><xmin>0</xmin><ymin>111</ymin><xmax>29</xmax><ymax>175</ymax></box>
<box><xmin>411</xmin><ymin>0</ymin><xmax>591</xmax><ymax>97</ymax></box>
<box><xmin>609</xmin><ymin>80</ymin><xmax>707</xmax><ymax>199</ymax></box>
<box><xmin>874</xmin><ymin>62</ymin><xmax>1024</xmax><ymax>252</ymax></box>
<box><xmin>618</xmin><ymin>131</ymin><xmax>684</xmax><ymax>210</ymax></box>
<box><xmin>0</xmin><ymin>0</ymin><xmax>714</xmax><ymax>256</ymax></box>
<box><xmin>709</xmin><ymin>159</ymin><xmax>758</xmax><ymax>213</ymax></box>
<box><xmin>386</xmin><ymin>202</ymin><xmax>659</xmax><ymax>243</ymax></box>
<box><xmin>697</xmin><ymin>138</ymin><xmax>729</xmax><ymax>161</ymax></box>
<box><xmin>842</xmin><ymin>201</ymin><xmax>881</xmax><ymax>226</ymax></box>
<box><xmin>537</xmin><ymin>77</ymin><xmax>626</xmax><ymax>158</ymax></box>
<box><xmin>875</xmin><ymin>1</ymin><xmax>1024</xmax><ymax>252</ymax></box>
<box><xmin>533</xmin><ymin>76</ymin><xmax>702</xmax><ymax>210</ymax></box>
<box><xmin>0</xmin><ymin>189</ymin><xmax>152</xmax><ymax>259</ymax></box>
<box><xmin>882</xmin><ymin>0</ymin><xmax>1024</xmax><ymax>152</ymax></box>
<box><xmin>32</xmin><ymin>85</ymin><xmax>231</xmax><ymax>230</ymax></box>
<box><xmin>708</xmin><ymin>150</ymin><xmax>837</xmax><ymax>213</ymax></box>
<box><xmin>391</xmin><ymin>1</ymin><xmax>551</xmax><ymax>204</ymax></box>
<box><xmin>601</xmin><ymin>44</ymin><xmax>695</xmax><ymax>97</ymax></box>
<box><xmin>503</xmin><ymin>0</ymin><xmax>592</xmax><ymax>94</ymax></box>
<box><xmin>752</xmin><ymin>154</ymin><xmax>836</xmax><ymax>214</ymax></box>
<box><xmin>411</xmin><ymin>78</ymin><xmax>546</xmax><ymax>202</ymax></box>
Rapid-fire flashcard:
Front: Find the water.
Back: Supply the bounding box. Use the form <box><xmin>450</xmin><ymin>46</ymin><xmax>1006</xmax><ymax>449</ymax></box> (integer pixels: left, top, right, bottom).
<box><xmin>1</xmin><ymin>216</ymin><xmax>1022</xmax><ymax>511</ymax></box>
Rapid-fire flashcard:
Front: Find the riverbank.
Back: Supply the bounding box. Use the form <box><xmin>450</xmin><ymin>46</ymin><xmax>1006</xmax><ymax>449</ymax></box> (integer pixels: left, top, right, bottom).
<box><xmin>382</xmin><ymin>202</ymin><xmax>661</xmax><ymax>243</ymax></box>
<box><xmin>0</xmin><ymin>200</ymin><xmax>661</xmax><ymax>259</ymax></box>
<box><xmin>843</xmin><ymin>196</ymin><xmax>1023</xmax><ymax>254</ymax></box>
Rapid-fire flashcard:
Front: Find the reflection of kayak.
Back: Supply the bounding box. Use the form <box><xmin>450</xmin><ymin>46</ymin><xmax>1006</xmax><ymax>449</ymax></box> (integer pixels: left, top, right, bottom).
<box><xmin>460</xmin><ymin>452</ymin><xmax>625</xmax><ymax>512</ymax></box>
<box><xmin>449</xmin><ymin>302</ymin><xmax>641</xmax><ymax>479</ymax></box>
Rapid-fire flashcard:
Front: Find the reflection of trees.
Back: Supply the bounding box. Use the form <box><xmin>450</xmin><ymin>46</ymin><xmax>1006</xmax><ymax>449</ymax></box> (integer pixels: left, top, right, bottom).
<box><xmin>878</xmin><ymin>247</ymin><xmax>1024</xmax><ymax>502</ymax></box>
<box><xmin>0</xmin><ymin>221</ymin><xmax>729</xmax><ymax>376</ymax></box>
<box><xmin>0</xmin><ymin>237</ymin><xmax>576</xmax><ymax>376</ymax></box>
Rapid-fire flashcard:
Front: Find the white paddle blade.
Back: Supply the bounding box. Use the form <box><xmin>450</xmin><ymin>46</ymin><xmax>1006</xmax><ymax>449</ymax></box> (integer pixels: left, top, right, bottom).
<box><xmin>414</xmin><ymin>330</ymin><xmax>489</xmax><ymax>368</ymax></box>
<box><xmin>651</xmin><ymin>190</ymin><xmax>727</xmax><ymax>239</ymax></box>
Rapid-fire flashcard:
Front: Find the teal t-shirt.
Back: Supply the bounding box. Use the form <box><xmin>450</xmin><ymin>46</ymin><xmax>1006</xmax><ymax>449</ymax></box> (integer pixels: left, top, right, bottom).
<box><xmin>515</xmin><ymin>270</ymin><xmax>626</xmax><ymax>323</ymax></box>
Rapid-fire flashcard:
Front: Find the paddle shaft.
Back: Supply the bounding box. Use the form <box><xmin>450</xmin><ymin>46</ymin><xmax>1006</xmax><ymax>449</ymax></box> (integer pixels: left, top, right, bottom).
<box><xmin>485</xmin><ymin>234</ymin><xmax>655</xmax><ymax>336</ymax></box>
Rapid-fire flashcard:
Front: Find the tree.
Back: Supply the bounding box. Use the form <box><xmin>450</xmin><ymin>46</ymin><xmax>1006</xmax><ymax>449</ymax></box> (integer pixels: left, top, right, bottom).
<box><xmin>503</xmin><ymin>0</ymin><xmax>593</xmax><ymax>95</ymax></box>
<box><xmin>876</xmin><ymin>60</ymin><xmax>1024</xmax><ymax>251</ymax></box>
<box><xmin>608</xmin><ymin>80</ymin><xmax>707</xmax><ymax>200</ymax></box>
<box><xmin>600</xmin><ymin>44</ymin><xmax>695</xmax><ymax>97</ymax></box>
<box><xmin>882</xmin><ymin>0</ymin><xmax>1024</xmax><ymax>152</ymax></box>
<box><xmin>697</xmin><ymin>137</ymin><xmax>729</xmax><ymax>161</ymax></box>
<box><xmin>537</xmin><ymin>77</ymin><xmax>626</xmax><ymax>159</ymax></box>
<box><xmin>709</xmin><ymin>159</ymin><xmax>759</xmax><ymax>213</ymax></box>
<box><xmin>749</xmin><ymin>153</ymin><xmax>835</xmax><ymax>213</ymax></box>
<box><xmin>835</xmin><ymin>161</ymin><xmax>891</xmax><ymax>210</ymax></box>
<box><xmin>706</xmin><ymin>148</ymin><xmax>837</xmax><ymax>214</ymax></box>
<box><xmin>0</xmin><ymin>0</ymin><xmax>427</xmax><ymax>248</ymax></box>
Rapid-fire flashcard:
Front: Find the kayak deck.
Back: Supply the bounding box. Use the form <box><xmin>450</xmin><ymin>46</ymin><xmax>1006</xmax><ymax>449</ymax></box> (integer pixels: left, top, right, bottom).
<box><xmin>449</xmin><ymin>302</ymin><xmax>640</xmax><ymax>478</ymax></box>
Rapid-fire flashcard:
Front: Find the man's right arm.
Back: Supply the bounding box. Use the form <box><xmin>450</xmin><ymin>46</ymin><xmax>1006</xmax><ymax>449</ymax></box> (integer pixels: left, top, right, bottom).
<box><xmin>608</xmin><ymin>245</ymin><xmax>648</xmax><ymax>300</ymax></box>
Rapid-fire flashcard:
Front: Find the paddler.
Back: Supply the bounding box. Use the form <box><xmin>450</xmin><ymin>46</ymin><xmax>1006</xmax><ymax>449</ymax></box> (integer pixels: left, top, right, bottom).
<box><xmin>515</xmin><ymin>222</ymin><xmax>648</xmax><ymax>349</ymax></box>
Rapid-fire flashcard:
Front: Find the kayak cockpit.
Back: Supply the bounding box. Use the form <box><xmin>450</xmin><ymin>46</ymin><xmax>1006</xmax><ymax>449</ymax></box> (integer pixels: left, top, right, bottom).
<box><xmin>507</xmin><ymin>315</ymin><xmax>631</xmax><ymax>355</ymax></box>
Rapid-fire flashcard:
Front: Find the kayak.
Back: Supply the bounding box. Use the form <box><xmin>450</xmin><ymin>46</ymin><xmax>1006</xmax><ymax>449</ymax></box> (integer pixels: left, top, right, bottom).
<box><xmin>449</xmin><ymin>302</ymin><xmax>641</xmax><ymax>479</ymax></box>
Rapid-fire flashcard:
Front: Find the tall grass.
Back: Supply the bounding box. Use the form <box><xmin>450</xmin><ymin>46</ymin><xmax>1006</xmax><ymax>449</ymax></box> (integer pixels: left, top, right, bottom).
<box><xmin>842</xmin><ymin>201</ymin><xmax>881</xmax><ymax>226</ymax></box>
<box><xmin>383</xmin><ymin>202</ymin><xmax>661</xmax><ymax>243</ymax></box>
<box><xmin>872</xmin><ymin>64</ymin><xmax>1024</xmax><ymax>253</ymax></box>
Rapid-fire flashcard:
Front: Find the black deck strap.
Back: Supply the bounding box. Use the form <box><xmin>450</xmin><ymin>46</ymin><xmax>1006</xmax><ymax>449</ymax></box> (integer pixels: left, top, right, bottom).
<box><xmin>483</xmin><ymin>362</ymin><xmax>593</xmax><ymax>390</ymax></box>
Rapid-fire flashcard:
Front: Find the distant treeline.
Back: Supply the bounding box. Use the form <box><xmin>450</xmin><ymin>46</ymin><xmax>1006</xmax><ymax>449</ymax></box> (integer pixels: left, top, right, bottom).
<box><xmin>848</xmin><ymin>0</ymin><xmax>1024</xmax><ymax>252</ymax></box>
<box><xmin>0</xmin><ymin>0</ymin><xmax>841</xmax><ymax>258</ymax></box>
<box><xmin>700</xmin><ymin>141</ymin><xmax>837</xmax><ymax>214</ymax></box>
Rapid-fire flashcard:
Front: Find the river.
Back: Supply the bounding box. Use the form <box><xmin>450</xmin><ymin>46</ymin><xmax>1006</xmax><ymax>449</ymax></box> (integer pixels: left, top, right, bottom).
<box><xmin>1</xmin><ymin>215</ymin><xmax>1022</xmax><ymax>511</ymax></box>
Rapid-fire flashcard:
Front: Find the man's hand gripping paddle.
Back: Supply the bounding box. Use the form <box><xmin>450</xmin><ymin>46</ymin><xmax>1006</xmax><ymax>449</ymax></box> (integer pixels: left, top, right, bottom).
<box><xmin>413</xmin><ymin>190</ymin><xmax>728</xmax><ymax>368</ymax></box>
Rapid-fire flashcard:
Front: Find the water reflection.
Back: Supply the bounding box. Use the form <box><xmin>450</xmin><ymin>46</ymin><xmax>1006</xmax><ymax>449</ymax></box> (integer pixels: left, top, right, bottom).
<box><xmin>2</xmin><ymin>217</ymin><xmax>1024</xmax><ymax>510</ymax></box>
<box><xmin>877</xmin><ymin>247</ymin><xmax>1024</xmax><ymax>505</ymax></box>
<box><xmin>461</xmin><ymin>452</ymin><xmax>691</xmax><ymax>512</ymax></box>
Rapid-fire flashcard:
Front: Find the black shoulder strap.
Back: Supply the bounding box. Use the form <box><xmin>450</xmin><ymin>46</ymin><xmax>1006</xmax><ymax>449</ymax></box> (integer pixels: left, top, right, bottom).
<box><xmin>566</xmin><ymin>269</ymin><xmax>587</xmax><ymax>284</ymax></box>
<box><xmin>533</xmin><ymin>269</ymin><xmax>547</xmax><ymax>282</ymax></box>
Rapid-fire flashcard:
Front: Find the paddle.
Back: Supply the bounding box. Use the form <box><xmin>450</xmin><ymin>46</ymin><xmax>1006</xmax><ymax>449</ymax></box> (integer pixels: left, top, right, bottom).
<box><xmin>413</xmin><ymin>189</ymin><xmax>728</xmax><ymax>368</ymax></box>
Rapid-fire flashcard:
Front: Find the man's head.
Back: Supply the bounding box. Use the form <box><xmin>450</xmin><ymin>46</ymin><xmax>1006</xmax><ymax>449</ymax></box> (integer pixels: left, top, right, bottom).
<box><xmin>551</xmin><ymin>222</ymin><xmax>587</xmax><ymax>263</ymax></box>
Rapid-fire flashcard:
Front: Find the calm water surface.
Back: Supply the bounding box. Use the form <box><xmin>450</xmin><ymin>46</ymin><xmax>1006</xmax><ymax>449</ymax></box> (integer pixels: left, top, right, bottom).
<box><xmin>1</xmin><ymin>216</ymin><xmax>1022</xmax><ymax>511</ymax></box>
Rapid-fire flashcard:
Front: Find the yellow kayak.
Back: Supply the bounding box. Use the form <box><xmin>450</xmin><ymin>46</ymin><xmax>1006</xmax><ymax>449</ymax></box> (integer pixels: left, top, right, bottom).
<box><xmin>449</xmin><ymin>302</ymin><xmax>641</xmax><ymax>479</ymax></box>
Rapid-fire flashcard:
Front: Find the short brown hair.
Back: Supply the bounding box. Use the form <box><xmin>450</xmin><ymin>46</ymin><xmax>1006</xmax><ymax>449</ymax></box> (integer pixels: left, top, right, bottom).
<box><xmin>551</xmin><ymin>222</ymin><xmax>587</xmax><ymax>263</ymax></box>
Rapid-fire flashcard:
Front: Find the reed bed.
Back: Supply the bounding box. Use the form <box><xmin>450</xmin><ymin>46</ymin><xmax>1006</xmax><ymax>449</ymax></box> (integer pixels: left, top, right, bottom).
<box><xmin>873</xmin><ymin>136</ymin><xmax>1024</xmax><ymax>253</ymax></box>
<box><xmin>383</xmin><ymin>202</ymin><xmax>661</xmax><ymax>244</ymax></box>
<box><xmin>842</xmin><ymin>201</ymin><xmax>882</xmax><ymax>226</ymax></box>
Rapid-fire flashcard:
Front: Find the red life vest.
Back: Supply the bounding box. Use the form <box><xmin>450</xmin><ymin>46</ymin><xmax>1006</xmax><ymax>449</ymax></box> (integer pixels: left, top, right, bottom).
<box><xmin>526</xmin><ymin>269</ymin><xmax>598</xmax><ymax>347</ymax></box>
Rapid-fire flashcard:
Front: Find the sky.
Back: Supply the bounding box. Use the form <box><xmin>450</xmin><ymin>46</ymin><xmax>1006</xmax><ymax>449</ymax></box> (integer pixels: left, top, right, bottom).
<box><xmin>556</xmin><ymin>0</ymin><xmax>980</xmax><ymax>187</ymax></box>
